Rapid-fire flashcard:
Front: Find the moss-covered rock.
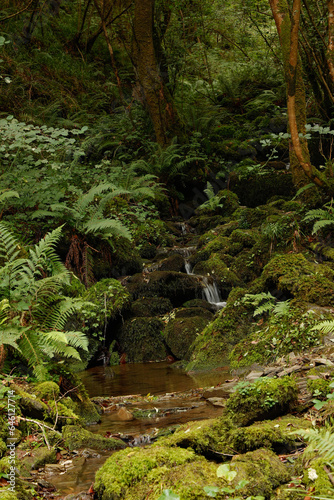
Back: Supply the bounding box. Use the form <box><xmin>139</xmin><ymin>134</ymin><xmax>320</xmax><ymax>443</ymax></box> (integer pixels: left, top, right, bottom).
<box><xmin>0</xmin><ymin>457</ymin><xmax>33</xmax><ymax>499</ymax></box>
<box><xmin>19</xmin><ymin>446</ymin><xmax>56</xmax><ymax>476</ymax></box>
<box><xmin>182</xmin><ymin>299</ymin><xmax>217</xmax><ymax>312</ymax></box>
<box><xmin>94</xmin><ymin>445</ymin><xmax>199</xmax><ymax>500</ymax></box>
<box><xmin>262</xmin><ymin>253</ymin><xmax>334</xmax><ymax>306</ymax></box>
<box><xmin>131</xmin><ymin>297</ymin><xmax>173</xmax><ymax>317</ymax></box>
<box><xmin>125</xmin><ymin>271</ymin><xmax>203</xmax><ymax>307</ymax></box>
<box><xmin>0</xmin><ymin>491</ymin><xmax>19</xmax><ymax>500</ymax></box>
<box><xmin>186</xmin><ymin>288</ymin><xmax>254</xmax><ymax>370</ymax></box>
<box><xmin>34</xmin><ymin>381</ymin><xmax>60</xmax><ymax>401</ymax></box>
<box><xmin>301</xmin><ymin>456</ymin><xmax>334</xmax><ymax>497</ymax></box>
<box><xmin>225</xmin><ymin>376</ymin><xmax>298</xmax><ymax>426</ymax></box>
<box><xmin>193</xmin><ymin>255</ymin><xmax>243</xmax><ymax>297</ymax></box>
<box><xmin>12</xmin><ymin>384</ymin><xmax>48</xmax><ymax>421</ymax></box>
<box><xmin>153</xmin><ymin>254</ymin><xmax>185</xmax><ymax>272</ymax></box>
<box><xmin>229</xmin><ymin>448</ymin><xmax>290</xmax><ymax>497</ymax></box>
<box><xmin>164</xmin><ymin>313</ymin><xmax>212</xmax><ymax>360</ymax></box>
<box><xmin>63</xmin><ymin>425</ymin><xmax>126</xmax><ymax>451</ymax></box>
<box><xmin>117</xmin><ymin>317</ymin><xmax>166</xmax><ymax>362</ymax></box>
<box><xmin>229</xmin><ymin>302</ymin><xmax>325</xmax><ymax>368</ymax></box>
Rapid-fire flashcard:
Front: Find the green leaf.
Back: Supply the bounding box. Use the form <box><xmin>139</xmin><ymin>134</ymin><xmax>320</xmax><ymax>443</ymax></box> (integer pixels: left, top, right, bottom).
<box><xmin>158</xmin><ymin>490</ymin><xmax>180</xmax><ymax>500</ymax></box>
<box><xmin>217</xmin><ymin>463</ymin><xmax>237</xmax><ymax>481</ymax></box>
<box><xmin>203</xmin><ymin>486</ymin><xmax>220</xmax><ymax>497</ymax></box>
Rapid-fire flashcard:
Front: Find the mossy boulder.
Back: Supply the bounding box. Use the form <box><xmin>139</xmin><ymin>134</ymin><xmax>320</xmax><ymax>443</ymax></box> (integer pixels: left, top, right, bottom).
<box><xmin>164</xmin><ymin>312</ymin><xmax>212</xmax><ymax>360</ymax></box>
<box><xmin>131</xmin><ymin>297</ymin><xmax>173</xmax><ymax>317</ymax></box>
<box><xmin>229</xmin><ymin>303</ymin><xmax>325</xmax><ymax>368</ymax></box>
<box><xmin>225</xmin><ymin>376</ymin><xmax>298</xmax><ymax>426</ymax></box>
<box><xmin>34</xmin><ymin>381</ymin><xmax>60</xmax><ymax>401</ymax></box>
<box><xmin>13</xmin><ymin>384</ymin><xmax>48</xmax><ymax>420</ymax></box>
<box><xmin>188</xmin><ymin>214</ymin><xmax>226</xmax><ymax>233</ymax></box>
<box><xmin>186</xmin><ymin>288</ymin><xmax>254</xmax><ymax>370</ymax></box>
<box><xmin>233</xmin><ymin>206</ymin><xmax>273</xmax><ymax>228</ymax></box>
<box><xmin>125</xmin><ymin>271</ymin><xmax>203</xmax><ymax>307</ymax></box>
<box><xmin>301</xmin><ymin>456</ymin><xmax>334</xmax><ymax>497</ymax></box>
<box><xmin>229</xmin><ymin>448</ymin><xmax>290</xmax><ymax>497</ymax></box>
<box><xmin>80</xmin><ymin>278</ymin><xmax>131</xmax><ymax>330</ymax></box>
<box><xmin>182</xmin><ymin>299</ymin><xmax>217</xmax><ymax>312</ymax></box>
<box><xmin>62</xmin><ymin>425</ymin><xmax>126</xmax><ymax>451</ymax></box>
<box><xmin>193</xmin><ymin>255</ymin><xmax>243</xmax><ymax>297</ymax></box>
<box><xmin>117</xmin><ymin>317</ymin><xmax>166</xmax><ymax>362</ymax></box>
<box><xmin>262</xmin><ymin>253</ymin><xmax>334</xmax><ymax>306</ymax></box>
<box><xmin>157</xmin><ymin>417</ymin><xmax>234</xmax><ymax>457</ymax></box>
<box><xmin>228</xmin><ymin>415</ymin><xmax>311</xmax><ymax>453</ymax></box>
<box><xmin>94</xmin><ymin>445</ymin><xmax>200</xmax><ymax>500</ymax></box>
<box><xmin>19</xmin><ymin>446</ymin><xmax>56</xmax><ymax>476</ymax></box>
<box><xmin>0</xmin><ymin>457</ymin><xmax>33</xmax><ymax>499</ymax></box>
<box><xmin>153</xmin><ymin>254</ymin><xmax>185</xmax><ymax>272</ymax></box>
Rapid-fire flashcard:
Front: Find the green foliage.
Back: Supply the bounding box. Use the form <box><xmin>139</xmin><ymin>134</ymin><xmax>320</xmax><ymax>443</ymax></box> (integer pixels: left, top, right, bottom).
<box><xmin>197</xmin><ymin>182</ymin><xmax>224</xmax><ymax>213</ymax></box>
<box><xmin>0</xmin><ymin>224</ymin><xmax>88</xmax><ymax>380</ymax></box>
<box><xmin>293</xmin><ymin>427</ymin><xmax>334</xmax><ymax>463</ymax></box>
<box><xmin>303</xmin><ymin>199</ymin><xmax>334</xmax><ymax>234</ymax></box>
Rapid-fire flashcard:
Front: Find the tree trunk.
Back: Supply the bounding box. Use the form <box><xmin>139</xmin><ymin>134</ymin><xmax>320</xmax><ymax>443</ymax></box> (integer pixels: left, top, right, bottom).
<box><xmin>269</xmin><ymin>0</ymin><xmax>334</xmax><ymax>193</ymax></box>
<box><xmin>132</xmin><ymin>0</ymin><xmax>181</xmax><ymax>145</ymax></box>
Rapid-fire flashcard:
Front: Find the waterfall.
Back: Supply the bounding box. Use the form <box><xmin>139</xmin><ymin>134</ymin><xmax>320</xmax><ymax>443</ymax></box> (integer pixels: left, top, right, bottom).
<box><xmin>184</xmin><ymin>260</ymin><xmax>226</xmax><ymax>310</ymax></box>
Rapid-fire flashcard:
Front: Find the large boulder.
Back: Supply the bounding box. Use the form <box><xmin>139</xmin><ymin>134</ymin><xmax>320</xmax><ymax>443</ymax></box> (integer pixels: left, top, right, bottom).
<box><xmin>117</xmin><ymin>317</ymin><xmax>167</xmax><ymax>362</ymax></box>
<box><xmin>125</xmin><ymin>271</ymin><xmax>203</xmax><ymax>307</ymax></box>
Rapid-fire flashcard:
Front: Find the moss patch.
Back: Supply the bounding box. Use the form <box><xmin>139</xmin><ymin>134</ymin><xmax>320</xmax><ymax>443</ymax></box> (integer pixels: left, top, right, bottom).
<box><xmin>63</xmin><ymin>425</ymin><xmax>126</xmax><ymax>451</ymax></box>
<box><xmin>34</xmin><ymin>381</ymin><xmax>60</xmax><ymax>401</ymax></box>
<box><xmin>94</xmin><ymin>445</ymin><xmax>198</xmax><ymax>500</ymax></box>
<box><xmin>131</xmin><ymin>297</ymin><xmax>173</xmax><ymax>317</ymax></box>
<box><xmin>225</xmin><ymin>376</ymin><xmax>298</xmax><ymax>426</ymax></box>
<box><xmin>117</xmin><ymin>317</ymin><xmax>166</xmax><ymax>362</ymax></box>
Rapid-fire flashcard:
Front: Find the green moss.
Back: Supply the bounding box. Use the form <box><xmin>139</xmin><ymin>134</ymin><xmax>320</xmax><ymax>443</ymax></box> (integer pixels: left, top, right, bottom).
<box><xmin>117</xmin><ymin>317</ymin><xmax>166</xmax><ymax>362</ymax></box>
<box><xmin>63</xmin><ymin>425</ymin><xmax>126</xmax><ymax>451</ymax></box>
<box><xmin>12</xmin><ymin>384</ymin><xmax>48</xmax><ymax>421</ymax></box>
<box><xmin>186</xmin><ymin>288</ymin><xmax>254</xmax><ymax>370</ymax></box>
<box><xmin>229</xmin><ymin>302</ymin><xmax>324</xmax><ymax>367</ymax></box>
<box><xmin>156</xmin><ymin>417</ymin><xmax>234</xmax><ymax>456</ymax></box>
<box><xmin>233</xmin><ymin>206</ymin><xmax>274</xmax><ymax>228</ymax></box>
<box><xmin>302</xmin><ymin>457</ymin><xmax>334</xmax><ymax>496</ymax></box>
<box><xmin>81</xmin><ymin>278</ymin><xmax>131</xmax><ymax>329</ymax></box>
<box><xmin>46</xmin><ymin>401</ymin><xmax>80</xmax><ymax>427</ymax></box>
<box><xmin>225</xmin><ymin>376</ymin><xmax>298</xmax><ymax>426</ymax></box>
<box><xmin>230</xmin><ymin>228</ymin><xmax>258</xmax><ymax>247</ymax></box>
<box><xmin>262</xmin><ymin>253</ymin><xmax>334</xmax><ymax>306</ymax></box>
<box><xmin>164</xmin><ymin>314</ymin><xmax>212</xmax><ymax>360</ymax></box>
<box><xmin>307</xmin><ymin>378</ymin><xmax>330</xmax><ymax>399</ymax></box>
<box><xmin>193</xmin><ymin>254</ymin><xmax>243</xmax><ymax>295</ymax></box>
<box><xmin>0</xmin><ymin>491</ymin><xmax>19</xmax><ymax>500</ymax></box>
<box><xmin>0</xmin><ymin>439</ymin><xmax>6</xmax><ymax>458</ymax></box>
<box><xmin>131</xmin><ymin>297</ymin><xmax>173</xmax><ymax>317</ymax></box>
<box><xmin>229</xmin><ymin>415</ymin><xmax>311</xmax><ymax>453</ymax></box>
<box><xmin>94</xmin><ymin>445</ymin><xmax>197</xmax><ymax>500</ymax></box>
<box><xmin>125</xmin><ymin>271</ymin><xmax>203</xmax><ymax>307</ymax></box>
<box><xmin>229</xmin><ymin>448</ymin><xmax>290</xmax><ymax>497</ymax></box>
<box><xmin>34</xmin><ymin>381</ymin><xmax>60</xmax><ymax>401</ymax></box>
<box><xmin>19</xmin><ymin>446</ymin><xmax>56</xmax><ymax>476</ymax></box>
<box><xmin>124</xmin><ymin>459</ymin><xmax>222</xmax><ymax>500</ymax></box>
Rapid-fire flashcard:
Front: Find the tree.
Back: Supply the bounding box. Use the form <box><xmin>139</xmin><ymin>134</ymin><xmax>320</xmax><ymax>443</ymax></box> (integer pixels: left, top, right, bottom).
<box><xmin>132</xmin><ymin>0</ymin><xmax>181</xmax><ymax>145</ymax></box>
<box><xmin>269</xmin><ymin>0</ymin><xmax>334</xmax><ymax>193</ymax></box>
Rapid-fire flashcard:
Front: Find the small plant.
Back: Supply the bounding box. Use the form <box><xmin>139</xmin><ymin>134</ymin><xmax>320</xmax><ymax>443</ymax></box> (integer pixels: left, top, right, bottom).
<box><xmin>204</xmin><ymin>463</ymin><xmax>264</xmax><ymax>499</ymax></box>
<box><xmin>303</xmin><ymin>199</ymin><xmax>334</xmax><ymax>234</ymax></box>
<box><xmin>197</xmin><ymin>182</ymin><xmax>224</xmax><ymax>213</ymax></box>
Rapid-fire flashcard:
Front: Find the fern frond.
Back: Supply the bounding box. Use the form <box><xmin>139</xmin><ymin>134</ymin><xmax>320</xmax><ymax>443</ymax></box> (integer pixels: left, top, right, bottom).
<box><xmin>311</xmin><ymin>320</ymin><xmax>334</xmax><ymax>335</ymax></box>
<box><xmin>293</xmin><ymin>428</ymin><xmax>334</xmax><ymax>463</ymax></box>
<box><xmin>303</xmin><ymin>209</ymin><xmax>332</xmax><ymax>222</ymax></box>
<box><xmin>0</xmin><ymin>223</ymin><xmax>21</xmax><ymax>263</ymax></box>
<box><xmin>254</xmin><ymin>301</ymin><xmax>275</xmax><ymax>316</ymax></box>
<box><xmin>272</xmin><ymin>300</ymin><xmax>290</xmax><ymax>316</ymax></box>
<box><xmin>312</xmin><ymin>219</ymin><xmax>334</xmax><ymax>234</ymax></box>
<box><xmin>75</xmin><ymin>183</ymin><xmax>116</xmax><ymax>213</ymax></box>
<box><xmin>83</xmin><ymin>219</ymin><xmax>132</xmax><ymax>240</ymax></box>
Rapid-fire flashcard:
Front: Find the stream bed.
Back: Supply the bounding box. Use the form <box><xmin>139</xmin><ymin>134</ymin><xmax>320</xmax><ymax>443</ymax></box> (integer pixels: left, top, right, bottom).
<box><xmin>51</xmin><ymin>362</ymin><xmax>231</xmax><ymax>498</ymax></box>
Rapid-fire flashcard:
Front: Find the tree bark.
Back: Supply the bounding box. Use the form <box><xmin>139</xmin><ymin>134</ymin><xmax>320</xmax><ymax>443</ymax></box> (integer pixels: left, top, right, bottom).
<box><xmin>268</xmin><ymin>0</ymin><xmax>333</xmax><ymax>192</ymax></box>
<box><xmin>132</xmin><ymin>0</ymin><xmax>181</xmax><ymax>145</ymax></box>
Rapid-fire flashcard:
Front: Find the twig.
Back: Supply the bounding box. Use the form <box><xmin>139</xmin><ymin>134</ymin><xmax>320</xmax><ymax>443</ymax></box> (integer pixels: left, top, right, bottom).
<box><xmin>18</xmin><ymin>416</ymin><xmax>52</xmax><ymax>450</ymax></box>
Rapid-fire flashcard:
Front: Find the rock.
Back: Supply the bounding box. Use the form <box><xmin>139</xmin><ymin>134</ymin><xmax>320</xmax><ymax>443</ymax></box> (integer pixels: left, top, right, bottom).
<box><xmin>206</xmin><ymin>397</ymin><xmax>225</xmax><ymax>407</ymax></box>
<box><xmin>117</xmin><ymin>317</ymin><xmax>167</xmax><ymax>362</ymax></box>
<box><xmin>131</xmin><ymin>297</ymin><xmax>173</xmax><ymax>317</ymax></box>
<box><xmin>116</xmin><ymin>407</ymin><xmax>134</xmax><ymax>421</ymax></box>
<box><xmin>245</xmin><ymin>370</ymin><xmax>264</xmax><ymax>381</ymax></box>
<box><xmin>34</xmin><ymin>381</ymin><xmax>60</xmax><ymax>401</ymax></box>
<box><xmin>225</xmin><ymin>376</ymin><xmax>298</xmax><ymax>426</ymax></box>
<box><xmin>202</xmin><ymin>385</ymin><xmax>235</xmax><ymax>399</ymax></box>
<box><xmin>62</xmin><ymin>425</ymin><xmax>126</xmax><ymax>451</ymax></box>
<box><xmin>277</xmin><ymin>364</ymin><xmax>303</xmax><ymax>377</ymax></box>
<box><xmin>313</xmin><ymin>357</ymin><xmax>334</xmax><ymax>366</ymax></box>
<box><xmin>20</xmin><ymin>447</ymin><xmax>57</xmax><ymax>476</ymax></box>
<box><xmin>164</xmin><ymin>314</ymin><xmax>212</xmax><ymax>360</ymax></box>
<box><xmin>125</xmin><ymin>271</ymin><xmax>203</xmax><ymax>307</ymax></box>
<box><xmin>229</xmin><ymin>448</ymin><xmax>290</xmax><ymax>497</ymax></box>
<box><xmin>44</xmin><ymin>463</ymin><xmax>65</xmax><ymax>473</ymax></box>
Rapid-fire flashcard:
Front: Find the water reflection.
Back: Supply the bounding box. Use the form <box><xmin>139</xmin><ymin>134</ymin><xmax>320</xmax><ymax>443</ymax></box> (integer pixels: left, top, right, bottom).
<box><xmin>79</xmin><ymin>362</ymin><xmax>230</xmax><ymax>398</ymax></box>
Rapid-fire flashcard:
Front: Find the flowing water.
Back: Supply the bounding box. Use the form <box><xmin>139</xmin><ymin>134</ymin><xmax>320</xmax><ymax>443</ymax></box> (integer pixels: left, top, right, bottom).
<box><xmin>52</xmin><ymin>362</ymin><xmax>230</xmax><ymax>497</ymax></box>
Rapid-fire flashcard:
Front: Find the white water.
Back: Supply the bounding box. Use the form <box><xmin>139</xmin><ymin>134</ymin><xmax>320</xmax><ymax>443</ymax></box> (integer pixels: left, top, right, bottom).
<box><xmin>184</xmin><ymin>261</ymin><xmax>226</xmax><ymax>310</ymax></box>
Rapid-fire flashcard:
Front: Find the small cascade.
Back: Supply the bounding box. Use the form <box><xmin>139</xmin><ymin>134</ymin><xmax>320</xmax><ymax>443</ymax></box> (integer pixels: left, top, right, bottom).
<box><xmin>184</xmin><ymin>261</ymin><xmax>193</xmax><ymax>275</ymax></box>
<box><xmin>184</xmin><ymin>260</ymin><xmax>226</xmax><ymax>310</ymax></box>
<box><xmin>201</xmin><ymin>277</ymin><xmax>226</xmax><ymax>310</ymax></box>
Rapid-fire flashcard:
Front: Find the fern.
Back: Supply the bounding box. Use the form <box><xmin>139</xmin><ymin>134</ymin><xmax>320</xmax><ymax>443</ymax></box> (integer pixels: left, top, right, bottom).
<box><xmin>197</xmin><ymin>182</ymin><xmax>224</xmax><ymax>212</ymax></box>
<box><xmin>303</xmin><ymin>200</ymin><xmax>334</xmax><ymax>234</ymax></box>
<box><xmin>0</xmin><ymin>226</ymin><xmax>89</xmax><ymax>380</ymax></box>
<box><xmin>311</xmin><ymin>320</ymin><xmax>334</xmax><ymax>335</ymax></box>
<box><xmin>293</xmin><ymin>427</ymin><xmax>334</xmax><ymax>463</ymax></box>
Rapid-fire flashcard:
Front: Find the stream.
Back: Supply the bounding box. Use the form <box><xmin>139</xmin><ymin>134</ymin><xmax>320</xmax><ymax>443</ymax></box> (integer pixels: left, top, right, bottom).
<box><xmin>51</xmin><ymin>362</ymin><xmax>231</xmax><ymax>498</ymax></box>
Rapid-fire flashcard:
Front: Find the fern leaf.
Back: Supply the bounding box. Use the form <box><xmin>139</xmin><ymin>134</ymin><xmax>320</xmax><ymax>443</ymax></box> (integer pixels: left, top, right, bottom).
<box><xmin>312</xmin><ymin>219</ymin><xmax>334</xmax><ymax>234</ymax></box>
<box><xmin>254</xmin><ymin>301</ymin><xmax>275</xmax><ymax>316</ymax></box>
<box><xmin>311</xmin><ymin>320</ymin><xmax>334</xmax><ymax>335</ymax></box>
<box><xmin>83</xmin><ymin>219</ymin><xmax>132</xmax><ymax>240</ymax></box>
<box><xmin>0</xmin><ymin>223</ymin><xmax>21</xmax><ymax>263</ymax></box>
